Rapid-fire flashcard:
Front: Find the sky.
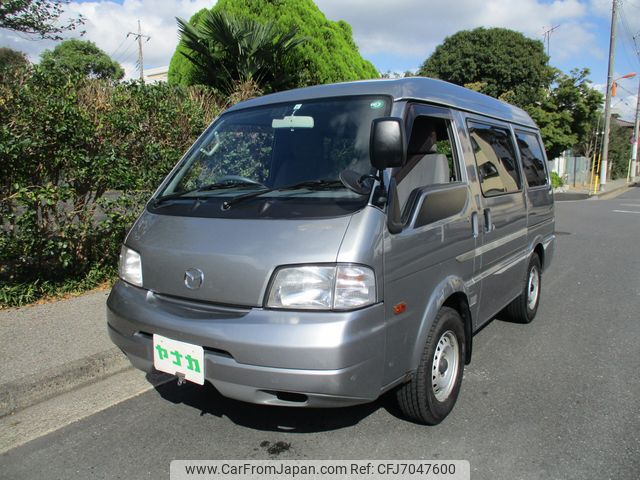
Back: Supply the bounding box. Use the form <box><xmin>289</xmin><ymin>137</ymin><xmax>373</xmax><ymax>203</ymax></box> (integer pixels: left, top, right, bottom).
<box><xmin>1</xmin><ymin>0</ymin><xmax>639</xmax><ymax>121</ymax></box>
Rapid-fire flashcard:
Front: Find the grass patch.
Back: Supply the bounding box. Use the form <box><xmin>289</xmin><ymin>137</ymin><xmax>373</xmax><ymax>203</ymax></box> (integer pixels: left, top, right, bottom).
<box><xmin>0</xmin><ymin>265</ymin><xmax>117</xmax><ymax>309</ymax></box>
<box><xmin>551</xmin><ymin>171</ymin><xmax>564</xmax><ymax>189</ymax></box>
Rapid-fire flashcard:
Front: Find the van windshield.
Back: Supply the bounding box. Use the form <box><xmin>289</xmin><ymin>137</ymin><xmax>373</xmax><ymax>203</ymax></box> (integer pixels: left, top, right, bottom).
<box><xmin>151</xmin><ymin>96</ymin><xmax>391</xmax><ymax>219</ymax></box>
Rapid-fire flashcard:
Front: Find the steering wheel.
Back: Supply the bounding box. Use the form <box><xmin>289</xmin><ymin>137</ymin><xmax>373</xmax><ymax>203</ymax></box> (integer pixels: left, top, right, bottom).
<box><xmin>216</xmin><ymin>175</ymin><xmax>264</xmax><ymax>186</ymax></box>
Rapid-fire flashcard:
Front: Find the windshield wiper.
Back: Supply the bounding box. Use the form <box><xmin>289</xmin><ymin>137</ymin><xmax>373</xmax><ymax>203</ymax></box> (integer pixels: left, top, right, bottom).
<box><xmin>222</xmin><ymin>179</ymin><xmax>345</xmax><ymax>210</ymax></box>
<box><xmin>153</xmin><ymin>181</ymin><xmax>266</xmax><ymax>207</ymax></box>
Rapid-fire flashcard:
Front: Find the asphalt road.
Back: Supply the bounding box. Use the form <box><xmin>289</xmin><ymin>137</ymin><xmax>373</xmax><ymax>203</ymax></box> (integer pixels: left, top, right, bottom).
<box><xmin>3</xmin><ymin>187</ymin><xmax>640</xmax><ymax>480</ymax></box>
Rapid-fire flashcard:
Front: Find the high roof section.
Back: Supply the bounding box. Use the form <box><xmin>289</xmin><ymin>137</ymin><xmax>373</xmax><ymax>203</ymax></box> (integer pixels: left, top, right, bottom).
<box><xmin>227</xmin><ymin>77</ymin><xmax>536</xmax><ymax>128</ymax></box>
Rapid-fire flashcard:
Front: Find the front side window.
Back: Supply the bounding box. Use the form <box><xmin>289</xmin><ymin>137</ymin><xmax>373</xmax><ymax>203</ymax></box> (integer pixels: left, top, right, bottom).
<box><xmin>153</xmin><ymin>96</ymin><xmax>391</xmax><ymax>219</ymax></box>
<box><xmin>515</xmin><ymin>130</ymin><xmax>548</xmax><ymax>187</ymax></box>
<box><xmin>395</xmin><ymin>113</ymin><xmax>460</xmax><ymax>213</ymax></box>
<box><xmin>468</xmin><ymin>122</ymin><xmax>521</xmax><ymax>197</ymax></box>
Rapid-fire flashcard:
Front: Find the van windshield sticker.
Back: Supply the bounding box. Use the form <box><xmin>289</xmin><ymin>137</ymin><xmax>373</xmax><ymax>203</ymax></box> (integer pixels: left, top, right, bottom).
<box><xmin>370</xmin><ymin>100</ymin><xmax>385</xmax><ymax>109</ymax></box>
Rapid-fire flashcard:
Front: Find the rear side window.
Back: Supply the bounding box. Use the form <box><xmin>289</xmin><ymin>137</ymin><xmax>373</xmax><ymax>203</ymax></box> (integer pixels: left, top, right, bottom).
<box><xmin>515</xmin><ymin>131</ymin><xmax>548</xmax><ymax>187</ymax></box>
<box><xmin>468</xmin><ymin>122</ymin><xmax>521</xmax><ymax>197</ymax></box>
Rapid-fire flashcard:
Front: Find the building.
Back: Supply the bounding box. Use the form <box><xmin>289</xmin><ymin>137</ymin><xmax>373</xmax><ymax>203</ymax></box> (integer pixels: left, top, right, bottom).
<box><xmin>143</xmin><ymin>65</ymin><xmax>168</xmax><ymax>83</ymax></box>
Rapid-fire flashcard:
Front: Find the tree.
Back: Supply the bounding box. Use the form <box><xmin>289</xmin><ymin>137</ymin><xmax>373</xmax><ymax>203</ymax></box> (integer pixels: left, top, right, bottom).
<box><xmin>168</xmin><ymin>0</ymin><xmax>378</xmax><ymax>88</ymax></box>
<box><xmin>380</xmin><ymin>70</ymin><xmax>416</xmax><ymax>79</ymax></box>
<box><xmin>552</xmin><ymin>69</ymin><xmax>604</xmax><ymax>157</ymax></box>
<box><xmin>607</xmin><ymin>116</ymin><xmax>633</xmax><ymax>179</ymax></box>
<box><xmin>526</xmin><ymin>98</ymin><xmax>576</xmax><ymax>160</ymax></box>
<box><xmin>420</xmin><ymin>27</ymin><xmax>552</xmax><ymax>107</ymax></box>
<box><xmin>168</xmin><ymin>8</ymin><xmax>207</xmax><ymax>86</ymax></box>
<box><xmin>40</xmin><ymin>39</ymin><xmax>124</xmax><ymax>81</ymax></box>
<box><xmin>0</xmin><ymin>0</ymin><xmax>84</xmax><ymax>40</ymax></box>
<box><xmin>420</xmin><ymin>28</ymin><xmax>603</xmax><ymax>159</ymax></box>
<box><xmin>177</xmin><ymin>10</ymin><xmax>305</xmax><ymax>94</ymax></box>
<box><xmin>528</xmin><ymin>68</ymin><xmax>604</xmax><ymax>159</ymax></box>
<box><xmin>0</xmin><ymin>65</ymin><xmax>222</xmax><ymax>290</ymax></box>
<box><xmin>0</xmin><ymin>47</ymin><xmax>29</xmax><ymax>71</ymax></box>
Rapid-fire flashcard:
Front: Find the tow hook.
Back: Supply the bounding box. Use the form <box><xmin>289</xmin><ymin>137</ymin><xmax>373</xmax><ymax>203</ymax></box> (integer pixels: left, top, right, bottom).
<box><xmin>176</xmin><ymin>373</ymin><xmax>186</xmax><ymax>386</ymax></box>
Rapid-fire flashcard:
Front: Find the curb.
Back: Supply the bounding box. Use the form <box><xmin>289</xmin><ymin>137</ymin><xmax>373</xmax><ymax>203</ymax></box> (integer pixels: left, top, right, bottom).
<box><xmin>554</xmin><ymin>182</ymin><xmax>636</xmax><ymax>201</ymax></box>
<box><xmin>593</xmin><ymin>182</ymin><xmax>636</xmax><ymax>200</ymax></box>
<box><xmin>0</xmin><ymin>348</ymin><xmax>132</xmax><ymax>418</ymax></box>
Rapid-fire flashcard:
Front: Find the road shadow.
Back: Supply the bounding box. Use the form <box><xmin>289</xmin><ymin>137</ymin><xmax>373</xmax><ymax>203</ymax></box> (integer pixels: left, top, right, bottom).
<box><xmin>149</xmin><ymin>379</ymin><xmax>402</xmax><ymax>433</ymax></box>
<box><xmin>554</xmin><ymin>192</ymin><xmax>590</xmax><ymax>201</ymax></box>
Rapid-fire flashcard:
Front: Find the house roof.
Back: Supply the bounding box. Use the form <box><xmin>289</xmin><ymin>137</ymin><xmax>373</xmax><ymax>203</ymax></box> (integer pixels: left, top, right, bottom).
<box><xmin>613</xmin><ymin>116</ymin><xmax>634</xmax><ymax>128</ymax></box>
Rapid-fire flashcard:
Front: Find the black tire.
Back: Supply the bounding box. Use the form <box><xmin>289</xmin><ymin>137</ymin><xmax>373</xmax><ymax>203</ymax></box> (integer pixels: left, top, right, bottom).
<box><xmin>505</xmin><ymin>254</ymin><xmax>541</xmax><ymax>324</ymax></box>
<box><xmin>396</xmin><ymin>306</ymin><xmax>465</xmax><ymax>425</ymax></box>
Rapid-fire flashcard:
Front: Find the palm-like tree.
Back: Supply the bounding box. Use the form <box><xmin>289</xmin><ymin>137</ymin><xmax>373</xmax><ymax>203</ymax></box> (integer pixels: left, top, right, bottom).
<box><xmin>177</xmin><ymin>10</ymin><xmax>306</xmax><ymax>95</ymax></box>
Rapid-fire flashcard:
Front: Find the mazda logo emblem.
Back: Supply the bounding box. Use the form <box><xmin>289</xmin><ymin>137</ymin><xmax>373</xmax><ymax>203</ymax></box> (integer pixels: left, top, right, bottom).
<box><xmin>184</xmin><ymin>268</ymin><xmax>204</xmax><ymax>290</ymax></box>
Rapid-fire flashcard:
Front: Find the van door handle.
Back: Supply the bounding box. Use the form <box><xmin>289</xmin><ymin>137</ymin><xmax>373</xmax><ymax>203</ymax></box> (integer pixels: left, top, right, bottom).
<box><xmin>483</xmin><ymin>208</ymin><xmax>494</xmax><ymax>233</ymax></box>
<box><xmin>471</xmin><ymin>212</ymin><xmax>479</xmax><ymax>238</ymax></box>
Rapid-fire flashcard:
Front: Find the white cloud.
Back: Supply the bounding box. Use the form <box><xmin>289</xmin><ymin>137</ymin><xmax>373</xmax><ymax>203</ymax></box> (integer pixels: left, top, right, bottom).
<box><xmin>315</xmin><ymin>0</ymin><xmax>599</xmax><ymax>63</ymax></box>
<box><xmin>0</xmin><ymin>0</ymin><xmax>213</xmax><ymax>79</ymax></box>
<box><xmin>0</xmin><ymin>0</ymin><xmax>614</xmax><ymax>80</ymax></box>
<box><xmin>588</xmin><ymin>0</ymin><xmax>612</xmax><ymax>18</ymax></box>
<box><xmin>549</xmin><ymin>21</ymin><xmax>604</xmax><ymax>61</ymax></box>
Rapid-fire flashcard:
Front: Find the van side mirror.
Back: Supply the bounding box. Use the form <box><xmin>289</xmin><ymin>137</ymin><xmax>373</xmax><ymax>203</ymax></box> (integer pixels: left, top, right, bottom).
<box><xmin>370</xmin><ymin>117</ymin><xmax>406</xmax><ymax>170</ymax></box>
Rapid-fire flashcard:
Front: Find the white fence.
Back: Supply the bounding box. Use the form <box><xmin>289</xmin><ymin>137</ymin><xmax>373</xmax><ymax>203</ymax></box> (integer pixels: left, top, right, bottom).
<box><xmin>549</xmin><ymin>154</ymin><xmax>592</xmax><ymax>186</ymax></box>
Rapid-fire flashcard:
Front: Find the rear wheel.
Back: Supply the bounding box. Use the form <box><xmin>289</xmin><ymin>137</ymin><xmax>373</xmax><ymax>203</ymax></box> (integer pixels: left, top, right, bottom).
<box><xmin>505</xmin><ymin>254</ymin><xmax>541</xmax><ymax>323</ymax></box>
<box><xmin>396</xmin><ymin>306</ymin><xmax>465</xmax><ymax>425</ymax></box>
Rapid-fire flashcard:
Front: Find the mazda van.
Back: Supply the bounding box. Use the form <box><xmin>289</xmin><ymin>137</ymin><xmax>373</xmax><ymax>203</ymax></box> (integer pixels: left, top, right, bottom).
<box><xmin>107</xmin><ymin>77</ymin><xmax>555</xmax><ymax>424</ymax></box>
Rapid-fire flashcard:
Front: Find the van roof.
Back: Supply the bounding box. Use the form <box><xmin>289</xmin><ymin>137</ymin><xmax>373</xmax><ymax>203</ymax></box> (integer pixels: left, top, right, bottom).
<box><xmin>227</xmin><ymin>77</ymin><xmax>537</xmax><ymax>128</ymax></box>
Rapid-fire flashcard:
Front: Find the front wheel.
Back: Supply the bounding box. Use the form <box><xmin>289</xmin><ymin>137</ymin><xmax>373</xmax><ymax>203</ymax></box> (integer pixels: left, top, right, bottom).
<box><xmin>505</xmin><ymin>254</ymin><xmax>541</xmax><ymax>323</ymax></box>
<box><xmin>396</xmin><ymin>307</ymin><xmax>465</xmax><ymax>425</ymax></box>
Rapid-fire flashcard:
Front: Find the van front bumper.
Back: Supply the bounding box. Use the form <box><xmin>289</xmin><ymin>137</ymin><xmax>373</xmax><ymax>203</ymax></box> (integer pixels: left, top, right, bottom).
<box><xmin>106</xmin><ymin>280</ymin><xmax>386</xmax><ymax>407</ymax></box>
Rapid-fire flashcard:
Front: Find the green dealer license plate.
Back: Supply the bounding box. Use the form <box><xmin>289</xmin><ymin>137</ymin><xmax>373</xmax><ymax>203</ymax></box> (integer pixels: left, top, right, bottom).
<box><xmin>153</xmin><ymin>334</ymin><xmax>204</xmax><ymax>385</ymax></box>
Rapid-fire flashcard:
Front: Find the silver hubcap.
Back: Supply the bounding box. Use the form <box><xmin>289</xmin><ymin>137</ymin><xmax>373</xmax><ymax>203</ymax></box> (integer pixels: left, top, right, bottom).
<box><xmin>432</xmin><ymin>330</ymin><xmax>460</xmax><ymax>402</ymax></box>
<box><xmin>527</xmin><ymin>266</ymin><xmax>540</xmax><ymax>311</ymax></box>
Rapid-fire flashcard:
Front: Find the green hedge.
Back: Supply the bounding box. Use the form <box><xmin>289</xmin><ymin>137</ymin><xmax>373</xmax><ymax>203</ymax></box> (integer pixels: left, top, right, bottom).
<box><xmin>0</xmin><ymin>65</ymin><xmax>223</xmax><ymax>307</ymax></box>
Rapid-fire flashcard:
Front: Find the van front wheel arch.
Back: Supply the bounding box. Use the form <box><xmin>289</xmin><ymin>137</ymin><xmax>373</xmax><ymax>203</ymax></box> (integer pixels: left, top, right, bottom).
<box><xmin>396</xmin><ymin>306</ymin><xmax>465</xmax><ymax>425</ymax></box>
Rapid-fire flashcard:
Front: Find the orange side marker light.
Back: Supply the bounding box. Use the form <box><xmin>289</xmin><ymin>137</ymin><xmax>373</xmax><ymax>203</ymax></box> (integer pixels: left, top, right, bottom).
<box><xmin>393</xmin><ymin>302</ymin><xmax>407</xmax><ymax>315</ymax></box>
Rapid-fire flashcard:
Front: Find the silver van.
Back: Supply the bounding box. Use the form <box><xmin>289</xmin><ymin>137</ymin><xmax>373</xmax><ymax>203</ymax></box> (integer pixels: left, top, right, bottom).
<box><xmin>107</xmin><ymin>77</ymin><xmax>554</xmax><ymax>424</ymax></box>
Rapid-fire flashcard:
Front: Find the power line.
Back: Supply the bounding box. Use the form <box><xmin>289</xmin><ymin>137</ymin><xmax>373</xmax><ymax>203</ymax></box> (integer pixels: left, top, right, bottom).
<box><xmin>616</xmin><ymin>82</ymin><xmax>638</xmax><ymax>96</ymax></box>
<box><xmin>120</xmin><ymin>49</ymin><xmax>140</xmax><ymax>69</ymax></box>
<box><xmin>612</xmin><ymin>97</ymin><xmax>634</xmax><ymax>109</ymax></box>
<box><xmin>617</xmin><ymin>1</ymin><xmax>640</xmax><ymax>64</ymax></box>
<box><xmin>633</xmin><ymin>31</ymin><xmax>640</xmax><ymax>57</ymax></box>
<box><xmin>109</xmin><ymin>36</ymin><xmax>130</xmax><ymax>59</ymax></box>
<box><xmin>113</xmin><ymin>38</ymin><xmax>137</xmax><ymax>64</ymax></box>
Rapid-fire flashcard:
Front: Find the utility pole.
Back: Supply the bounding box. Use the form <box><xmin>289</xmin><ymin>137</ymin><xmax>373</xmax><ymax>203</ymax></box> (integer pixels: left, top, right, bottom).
<box><xmin>630</xmin><ymin>33</ymin><xmax>640</xmax><ymax>181</ymax></box>
<box><xmin>631</xmin><ymin>79</ymin><xmax>640</xmax><ymax>181</ymax></box>
<box><xmin>542</xmin><ymin>25</ymin><xmax>560</xmax><ymax>59</ymax></box>
<box><xmin>600</xmin><ymin>0</ymin><xmax>619</xmax><ymax>191</ymax></box>
<box><xmin>127</xmin><ymin>20</ymin><xmax>150</xmax><ymax>81</ymax></box>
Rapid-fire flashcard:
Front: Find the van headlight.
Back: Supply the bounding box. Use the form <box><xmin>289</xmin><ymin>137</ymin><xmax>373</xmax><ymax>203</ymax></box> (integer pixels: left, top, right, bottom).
<box><xmin>118</xmin><ymin>245</ymin><xmax>143</xmax><ymax>287</ymax></box>
<box><xmin>266</xmin><ymin>264</ymin><xmax>376</xmax><ymax>310</ymax></box>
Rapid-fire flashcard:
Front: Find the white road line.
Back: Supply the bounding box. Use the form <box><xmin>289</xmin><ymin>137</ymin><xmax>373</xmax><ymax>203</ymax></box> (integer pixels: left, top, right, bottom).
<box><xmin>612</xmin><ymin>210</ymin><xmax>640</xmax><ymax>214</ymax></box>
